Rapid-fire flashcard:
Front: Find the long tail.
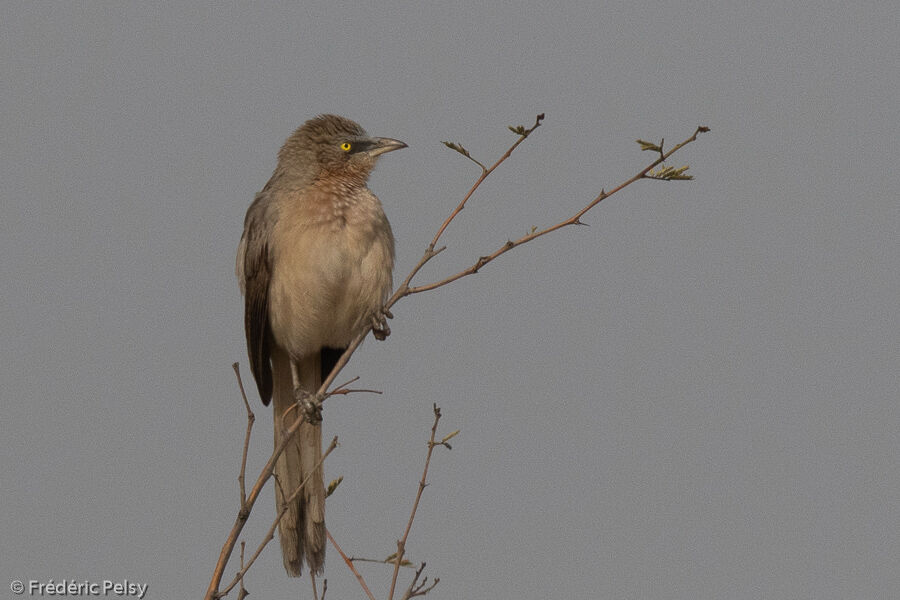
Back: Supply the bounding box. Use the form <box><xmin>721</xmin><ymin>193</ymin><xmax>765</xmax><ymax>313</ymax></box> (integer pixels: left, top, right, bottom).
<box><xmin>271</xmin><ymin>348</ymin><xmax>326</xmax><ymax>576</ymax></box>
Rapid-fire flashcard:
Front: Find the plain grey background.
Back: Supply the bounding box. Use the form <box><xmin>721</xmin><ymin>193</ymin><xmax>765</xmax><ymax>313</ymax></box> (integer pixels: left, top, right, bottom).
<box><xmin>2</xmin><ymin>2</ymin><xmax>898</xmax><ymax>599</ymax></box>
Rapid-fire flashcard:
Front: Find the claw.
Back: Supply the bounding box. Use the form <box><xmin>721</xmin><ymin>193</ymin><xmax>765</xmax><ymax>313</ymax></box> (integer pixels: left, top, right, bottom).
<box><xmin>371</xmin><ymin>308</ymin><xmax>392</xmax><ymax>341</ymax></box>
<box><xmin>294</xmin><ymin>388</ymin><xmax>323</xmax><ymax>424</ymax></box>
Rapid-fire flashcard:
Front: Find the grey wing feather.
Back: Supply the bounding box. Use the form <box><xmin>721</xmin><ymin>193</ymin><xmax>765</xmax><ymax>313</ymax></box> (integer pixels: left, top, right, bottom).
<box><xmin>238</xmin><ymin>193</ymin><xmax>275</xmax><ymax>405</ymax></box>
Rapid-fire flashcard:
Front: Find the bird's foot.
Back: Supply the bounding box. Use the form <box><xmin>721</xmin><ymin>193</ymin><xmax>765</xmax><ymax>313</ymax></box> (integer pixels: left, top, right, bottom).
<box><xmin>371</xmin><ymin>307</ymin><xmax>393</xmax><ymax>341</ymax></box>
<box><xmin>294</xmin><ymin>388</ymin><xmax>323</xmax><ymax>425</ymax></box>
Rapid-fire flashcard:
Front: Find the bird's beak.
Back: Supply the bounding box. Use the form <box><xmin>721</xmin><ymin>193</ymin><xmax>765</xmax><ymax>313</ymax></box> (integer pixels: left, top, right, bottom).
<box><xmin>366</xmin><ymin>137</ymin><xmax>408</xmax><ymax>157</ymax></box>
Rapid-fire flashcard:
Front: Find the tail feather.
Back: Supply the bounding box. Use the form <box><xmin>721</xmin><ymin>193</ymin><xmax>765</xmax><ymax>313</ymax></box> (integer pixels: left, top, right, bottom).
<box><xmin>271</xmin><ymin>348</ymin><xmax>326</xmax><ymax>576</ymax></box>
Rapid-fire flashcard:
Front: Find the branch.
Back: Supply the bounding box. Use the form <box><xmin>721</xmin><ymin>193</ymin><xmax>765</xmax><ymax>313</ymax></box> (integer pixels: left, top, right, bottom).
<box><xmin>308</xmin><ymin>116</ymin><xmax>549</xmax><ymax>404</ymax></box>
<box><xmin>327</xmin><ymin>528</ymin><xmax>378</xmax><ymax>600</ymax></box>
<box><xmin>404</xmin><ymin>124</ymin><xmax>710</xmax><ymax>295</ymax></box>
<box><xmin>204</xmin><ymin>375</ymin><xmax>316</xmax><ymax>600</ymax></box>
<box><xmin>400</xmin><ymin>563</ymin><xmax>440</xmax><ymax>600</ymax></box>
<box><xmin>396</xmin><ymin>114</ymin><xmax>545</xmax><ymax>300</ymax></box>
<box><xmin>232</xmin><ymin>363</ymin><xmax>255</xmax><ymax>507</ymax></box>
<box><xmin>388</xmin><ymin>404</ymin><xmax>448</xmax><ymax>600</ymax></box>
<box><xmin>236</xmin><ymin>542</ymin><xmax>248</xmax><ymax>600</ymax></box>
<box><xmin>217</xmin><ymin>437</ymin><xmax>340</xmax><ymax>598</ymax></box>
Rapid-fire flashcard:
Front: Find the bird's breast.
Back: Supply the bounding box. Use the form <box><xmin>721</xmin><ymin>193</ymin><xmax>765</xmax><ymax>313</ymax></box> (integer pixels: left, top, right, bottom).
<box><xmin>267</xmin><ymin>187</ymin><xmax>394</xmax><ymax>357</ymax></box>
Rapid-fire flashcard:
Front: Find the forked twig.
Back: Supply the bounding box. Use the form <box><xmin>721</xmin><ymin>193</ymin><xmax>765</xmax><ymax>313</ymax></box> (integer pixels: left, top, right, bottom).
<box><xmin>403</xmin><ymin>124</ymin><xmax>710</xmax><ymax>295</ymax></box>
<box><xmin>400</xmin><ymin>562</ymin><xmax>439</xmax><ymax>600</ymax></box>
<box><xmin>217</xmin><ymin>437</ymin><xmax>339</xmax><ymax>598</ymax></box>
<box><xmin>205</xmin><ymin>378</ymin><xmax>314</xmax><ymax>600</ymax></box>
<box><xmin>387</xmin><ymin>405</ymin><xmax>447</xmax><ymax>600</ymax></box>
<box><xmin>232</xmin><ymin>363</ymin><xmax>255</xmax><ymax>507</ymax></box>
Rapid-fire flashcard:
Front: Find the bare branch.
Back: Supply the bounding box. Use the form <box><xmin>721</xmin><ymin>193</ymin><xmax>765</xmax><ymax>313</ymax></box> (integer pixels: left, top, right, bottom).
<box><xmin>348</xmin><ymin>556</ymin><xmax>416</xmax><ymax>567</ymax></box>
<box><xmin>310</xmin><ymin>573</ymin><xmax>321</xmax><ymax>600</ymax></box>
<box><xmin>388</xmin><ymin>404</ymin><xmax>448</xmax><ymax>600</ymax></box>
<box><xmin>327</xmin><ymin>528</ymin><xmax>378</xmax><ymax>600</ymax></box>
<box><xmin>387</xmin><ymin>113</ymin><xmax>546</xmax><ymax>310</ymax></box>
<box><xmin>400</xmin><ymin>562</ymin><xmax>440</xmax><ymax>600</ymax></box>
<box><xmin>404</xmin><ymin>124</ymin><xmax>710</xmax><ymax>295</ymax></box>
<box><xmin>206</xmin><ymin>386</ymin><xmax>324</xmax><ymax>599</ymax></box>
<box><xmin>306</xmin><ymin>113</ymin><xmax>542</xmax><ymax>397</ymax></box>
<box><xmin>217</xmin><ymin>437</ymin><xmax>339</xmax><ymax>598</ymax></box>
<box><xmin>232</xmin><ymin>363</ymin><xmax>255</xmax><ymax>507</ymax></box>
<box><xmin>328</xmin><ymin>387</ymin><xmax>384</xmax><ymax>397</ymax></box>
<box><xmin>236</xmin><ymin>542</ymin><xmax>248</xmax><ymax>600</ymax></box>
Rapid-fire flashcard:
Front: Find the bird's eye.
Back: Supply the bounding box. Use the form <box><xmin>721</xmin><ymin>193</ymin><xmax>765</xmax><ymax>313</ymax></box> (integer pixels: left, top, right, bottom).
<box><xmin>340</xmin><ymin>142</ymin><xmax>352</xmax><ymax>152</ymax></box>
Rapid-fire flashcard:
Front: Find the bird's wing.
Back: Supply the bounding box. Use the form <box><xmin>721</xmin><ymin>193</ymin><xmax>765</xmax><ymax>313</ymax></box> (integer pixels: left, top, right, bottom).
<box><xmin>238</xmin><ymin>191</ymin><xmax>275</xmax><ymax>405</ymax></box>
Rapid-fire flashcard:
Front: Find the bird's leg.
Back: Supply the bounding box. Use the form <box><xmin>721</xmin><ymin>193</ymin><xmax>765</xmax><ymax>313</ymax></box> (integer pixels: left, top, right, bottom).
<box><xmin>371</xmin><ymin>307</ymin><xmax>393</xmax><ymax>341</ymax></box>
<box><xmin>290</xmin><ymin>360</ymin><xmax>322</xmax><ymax>424</ymax></box>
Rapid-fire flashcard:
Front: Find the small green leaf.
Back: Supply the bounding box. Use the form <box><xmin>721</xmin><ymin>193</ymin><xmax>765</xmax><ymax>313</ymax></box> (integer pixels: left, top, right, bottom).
<box><xmin>326</xmin><ymin>476</ymin><xmax>344</xmax><ymax>498</ymax></box>
<box><xmin>647</xmin><ymin>164</ymin><xmax>693</xmax><ymax>180</ymax></box>
<box><xmin>441</xmin><ymin>141</ymin><xmax>471</xmax><ymax>158</ymax></box>
<box><xmin>636</xmin><ymin>139</ymin><xmax>662</xmax><ymax>152</ymax></box>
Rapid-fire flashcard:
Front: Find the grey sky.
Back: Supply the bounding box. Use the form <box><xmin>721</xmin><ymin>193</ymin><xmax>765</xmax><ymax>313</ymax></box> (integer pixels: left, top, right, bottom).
<box><xmin>2</xmin><ymin>2</ymin><xmax>897</xmax><ymax>599</ymax></box>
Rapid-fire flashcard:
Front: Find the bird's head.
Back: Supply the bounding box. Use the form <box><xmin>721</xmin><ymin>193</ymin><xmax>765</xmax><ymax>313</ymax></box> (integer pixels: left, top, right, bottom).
<box><xmin>278</xmin><ymin>114</ymin><xmax>407</xmax><ymax>184</ymax></box>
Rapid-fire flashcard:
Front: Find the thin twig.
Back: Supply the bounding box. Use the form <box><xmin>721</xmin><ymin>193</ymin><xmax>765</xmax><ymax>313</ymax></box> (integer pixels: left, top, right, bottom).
<box><xmin>310</xmin><ymin>572</ymin><xmax>320</xmax><ymax>600</ymax></box>
<box><xmin>328</xmin><ymin>387</ymin><xmax>384</xmax><ymax>397</ymax></box>
<box><xmin>217</xmin><ymin>437</ymin><xmax>339</xmax><ymax>598</ymax></box>
<box><xmin>205</xmin><ymin>400</ymin><xmax>313</xmax><ymax>600</ymax></box>
<box><xmin>405</xmin><ymin>124</ymin><xmax>710</xmax><ymax>295</ymax></box>
<box><xmin>232</xmin><ymin>363</ymin><xmax>255</xmax><ymax>507</ymax></box>
<box><xmin>236</xmin><ymin>541</ymin><xmax>248</xmax><ymax>600</ymax></box>
<box><xmin>388</xmin><ymin>405</ymin><xmax>445</xmax><ymax>600</ymax></box>
<box><xmin>400</xmin><ymin>562</ymin><xmax>439</xmax><ymax>600</ymax></box>
<box><xmin>310</xmin><ymin>117</ymin><xmax>549</xmax><ymax>401</ymax></box>
<box><xmin>348</xmin><ymin>557</ymin><xmax>417</xmax><ymax>566</ymax></box>
<box><xmin>330</xmin><ymin>375</ymin><xmax>361</xmax><ymax>392</ymax></box>
<box><xmin>430</xmin><ymin>115</ymin><xmax>545</xmax><ymax>251</ymax></box>
<box><xmin>327</xmin><ymin>528</ymin><xmax>378</xmax><ymax>600</ymax></box>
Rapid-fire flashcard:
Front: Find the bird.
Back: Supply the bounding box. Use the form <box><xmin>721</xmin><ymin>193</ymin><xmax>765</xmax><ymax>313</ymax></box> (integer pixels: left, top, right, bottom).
<box><xmin>236</xmin><ymin>114</ymin><xmax>406</xmax><ymax>577</ymax></box>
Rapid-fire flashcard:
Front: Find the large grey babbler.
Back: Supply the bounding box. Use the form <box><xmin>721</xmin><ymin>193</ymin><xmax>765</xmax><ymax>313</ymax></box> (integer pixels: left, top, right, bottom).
<box><xmin>237</xmin><ymin>114</ymin><xmax>406</xmax><ymax>576</ymax></box>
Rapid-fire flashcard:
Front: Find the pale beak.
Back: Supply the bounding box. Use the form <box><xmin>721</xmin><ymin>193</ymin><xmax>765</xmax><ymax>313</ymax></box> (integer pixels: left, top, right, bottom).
<box><xmin>366</xmin><ymin>137</ymin><xmax>408</xmax><ymax>157</ymax></box>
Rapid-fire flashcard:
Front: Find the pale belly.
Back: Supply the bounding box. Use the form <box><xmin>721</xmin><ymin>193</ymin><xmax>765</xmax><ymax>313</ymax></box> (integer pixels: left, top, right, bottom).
<box><xmin>267</xmin><ymin>222</ymin><xmax>393</xmax><ymax>359</ymax></box>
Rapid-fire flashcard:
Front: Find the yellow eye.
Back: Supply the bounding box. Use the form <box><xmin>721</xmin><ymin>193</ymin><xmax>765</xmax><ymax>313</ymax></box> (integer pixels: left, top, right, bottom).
<box><xmin>340</xmin><ymin>142</ymin><xmax>352</xmax><ymax>152</ymax></box>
